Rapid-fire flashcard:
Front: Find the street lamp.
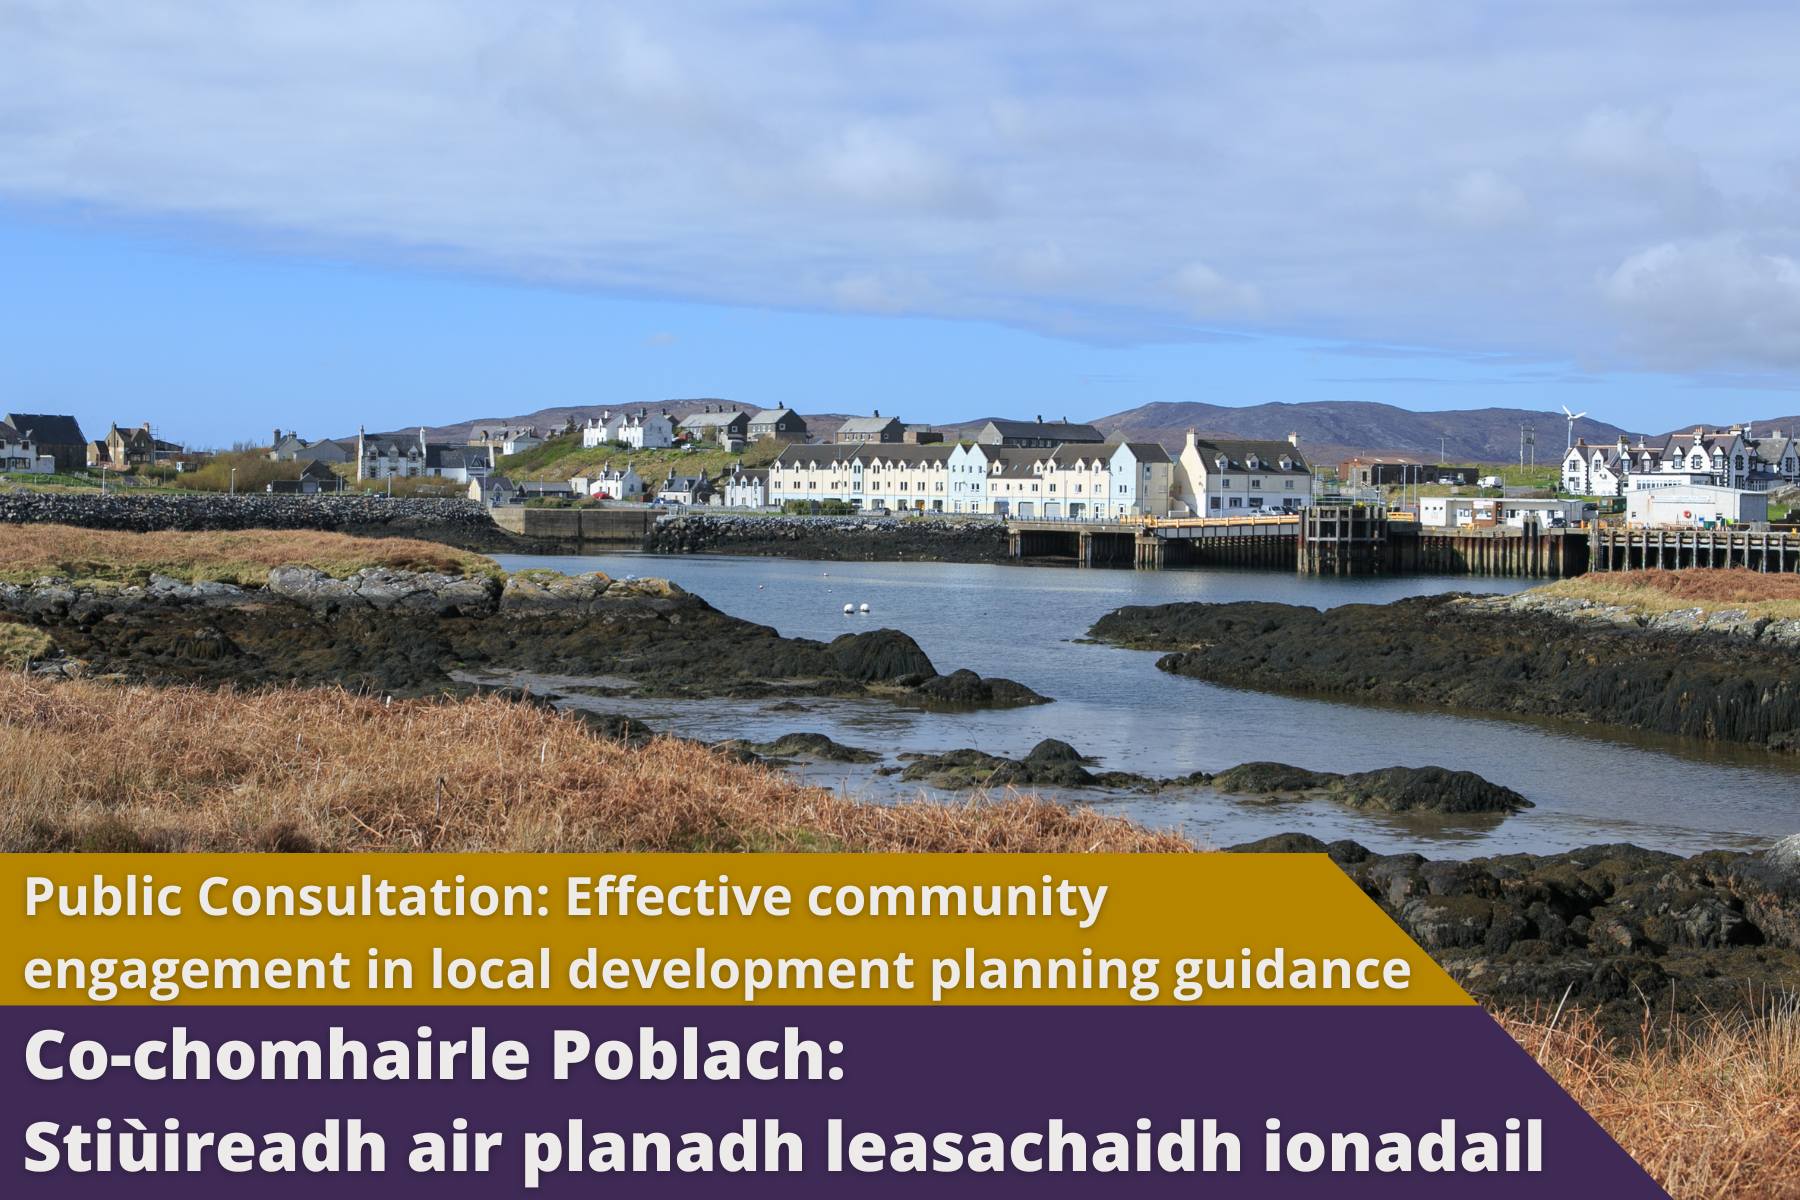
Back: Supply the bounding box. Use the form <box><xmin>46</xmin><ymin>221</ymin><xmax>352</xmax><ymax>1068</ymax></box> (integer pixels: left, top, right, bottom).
<box><xmin>229</xmin><ymin>467</ymin><xmax>237</xmax><ymax>495</ymax></box>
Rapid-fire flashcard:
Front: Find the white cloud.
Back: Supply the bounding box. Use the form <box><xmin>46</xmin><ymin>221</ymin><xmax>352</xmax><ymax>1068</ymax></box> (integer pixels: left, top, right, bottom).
<box><xmin>1170</xmin><ymin>260</ymin><xmax>1261</xmax><ymax>319</ymax></box>
<box><xmin>1424</xmin><ymin>169</ymin><xmax>1528</xmax><ymax>230</ymax></box>
<box><xmin>1603</xmin><ymin>237</ymin><xmax>1800</xmax><ymax>368</ymax></box>
<box><xmin>2</xmin><ymin>1</ymin><xmax>1799</xmax><ymax>374</ymax></box>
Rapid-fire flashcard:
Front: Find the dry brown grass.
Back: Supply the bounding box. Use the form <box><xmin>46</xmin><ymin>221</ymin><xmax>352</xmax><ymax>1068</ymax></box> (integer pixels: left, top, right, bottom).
<box><xmin>0</xmin><ymin>525</ymin><xmax>491</xmax><ymax>587</ymax></box>
<box><xmin>1541</xmin><ymin>569</ymin><xmax>1800</xmax><ymax>620</ymax></box>
<box><xmin>1506</xmin><ymin>1004</ymin><xmax>1800</xmax><ymax>1199</ymax></box>
<box><xmin>0</xmin><ymin>620</ymin><xmax>55</xmax><ymax>669</ymax></box>
<box><xmin>0</xmin><ymin>674</ymin><xmax>1188</xmax><ymax>854</ymax></box>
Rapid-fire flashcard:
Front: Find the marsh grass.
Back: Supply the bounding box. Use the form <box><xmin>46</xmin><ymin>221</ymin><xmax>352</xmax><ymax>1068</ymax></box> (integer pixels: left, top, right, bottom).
<box><xmin>1506</xmin><ymin>1001</ymin><xmax>1800</xmax><ymax>1199</ymax></box>
<box><xmin>0</xmin><ymin>525</ymin><xmax>492</xmax><ymax>587</ymax></box>
<box><xmin>1538</xmin><ymin>569</ymin><xmax>1800</xmax><ymax>621</ymax></box>
<box><xmin>0</xmin><ymin>674</ymin><xmax>1186</xmax><ymax>854</ymax></box>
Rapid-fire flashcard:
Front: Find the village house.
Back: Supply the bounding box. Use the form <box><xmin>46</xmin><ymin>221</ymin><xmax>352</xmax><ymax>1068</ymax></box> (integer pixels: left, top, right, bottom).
<box><xmin>268</xmin><ymin>430</ymin><xmax>353</xmax><ymax>465</ymax></box>
<box><xmin>722</xmin><ymin>464</ymin><xmax>770</xmax><ymax>508</ymax></box>
<box><xmin>581</xmin><ymin>409</ymin><xmax>674</xmax><ymax>450</ymax></box>
<box><xmin>677</xmin><ymin>406</ymin><xmax>749</xmax><ymax>447</ymax></box>
<box><xmin>1037</xmin><ymin>444</ymin><xmax>1112</xmax><ymax>519</ymax></box>
<box><xmin>656</xmin><ymin>469</ymin><xmax>715</xmax><ymax>506</ymax></box>
<box><xmin>355</xmin><ymin>427</ymin><xmax>492</xmax><ymax>482</ymax></box>
<box><xmin>1107</xmin><ymin>442</ymin><xmax>1176</xmax><ymax>518</ymax></box>
<box><xmin>974</xmin><ymin>417</ymin><xmax>1105</xmax><ymax>448</ymax></box>
<box><xmin>1563</xmin><ymin>425</ymin><xmax>1800</xmax><ymax>496</ymax></box>
<box><xmin>517</xmin><ymin>480</ymin><xmax>576</xmax><ymax>501</ymax></box>
<box><xmin>1340</xmin><ymin>459</ymin><xmax>1480</xmax><ymax>488</ymax></box>
<box><xmin>573</xmin><ymin>463</ymin><xmax>645</xmax><ymax>501</ymax></box>
<box><xmin>4</xmin><ymin>413</ymin><xmax>87</xmax><ymax>472</ymax></box>
<box><xmin>469</xmin><ymin>474</ymin><xmax>518</xmax><ymax>506</ymax></box>
<box><xmin>1176</xmin><ymin>431</ymin><xmax>1314</xmax><ymax>514</ymax></box>
<box><xmin>748</xmin><ymin>408</ymin><xmax>808</xmax><ymax>441</ymax></box>
<box><xmin>90</xmin><ymin>422</ymin><xmax>185</xmax><ymax>470</ymax></box>
<box><xmin>976</xmin><ymin>446</ymin><xmax>1058</xmax><ymax>516</ymax></box>
<box><xmin>0</xmin><ymin>419</ymin><xmax>54</xmax><ymax>473</ymax></box>
<box><xmin>857</xmin><ymin>444</ymin><xmax>955</xmax><ymax>511</ymax></box>
<box><xmin>833</xmin><ymin>412</ymin><xmax>904</xmax><ymax>444</ymax></box>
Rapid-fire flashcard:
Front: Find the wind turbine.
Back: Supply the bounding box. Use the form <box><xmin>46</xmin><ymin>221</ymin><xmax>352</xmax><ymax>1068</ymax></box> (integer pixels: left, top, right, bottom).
<box><xmin>1561</xmin><ymin>404</ymin><xmax>1588</xmax><ymax>450</ymax></box>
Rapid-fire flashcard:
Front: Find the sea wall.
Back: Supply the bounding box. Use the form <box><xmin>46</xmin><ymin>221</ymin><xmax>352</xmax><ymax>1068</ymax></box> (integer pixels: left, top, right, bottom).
<box><xmin>647</xmin><ymin>513</ymin><xmax>1009</xmax><ymax>563</ymax></box>
<box><xmin>0</xmin><ymin>493</ymin><xmax>522</xmax><ymax>551</ymax></box>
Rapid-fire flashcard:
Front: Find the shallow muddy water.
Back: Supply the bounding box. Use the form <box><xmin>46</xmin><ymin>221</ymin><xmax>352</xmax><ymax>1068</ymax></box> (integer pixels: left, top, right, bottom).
<box><xmin>493</xmin><ymin>552</ymin><xmax>1800</xmax><ymax>858</ymax></box>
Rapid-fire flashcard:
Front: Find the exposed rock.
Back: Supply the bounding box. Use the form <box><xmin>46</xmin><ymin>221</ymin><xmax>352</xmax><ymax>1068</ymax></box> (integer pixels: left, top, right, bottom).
<box><xmin>828</xmin><ymin>629</ymin><xmax>937</xmax><ymax>682</ymax></box>
<box><xmin>1089</xmin><ymin>594</ymin><xmax>1800</xmax><ymax>752</ymax></box>
<box><xmin>909</xmin><ymin>668</ymin><xmax>1049</xmax><ymax>709</ymax></box>
<box><xmin>2</xmin><ymin>569</ymin><xmax>1039</xmax><ymax>710</ymax></box>
<box><xmin>754</xmin><ymin>732</ymin><xmax>881</xmax><ymax>763</ymax></box>
<box><xmin>646</xmin><ymin>513</ymin><xmax>1008</xmax><ymax>563</ymax></box>
<box><xmin>1223</xmin><ymin>835</ymin><xmax>1800</xmax><ymax>1037</ymax></box>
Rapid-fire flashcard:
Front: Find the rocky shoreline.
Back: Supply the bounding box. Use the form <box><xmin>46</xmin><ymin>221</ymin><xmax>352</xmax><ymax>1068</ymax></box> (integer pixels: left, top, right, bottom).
<box><xmin>1088</xmin><ymin>593</ymin><xmax>1800</xmax><ymax>753</ymax></box>
<box><xmin>646</xmin><ymin>513</ymin><xmax>1009</xmax><ymax>563</ymax></box>
<box><xmin>885</xmin><ymin>740</ymin><xmax>1531</xmax><ymax>816</ymax></box>
<box><xmin>1</xmin><ymin>567</ymin><xmax>1046</xmax><ymax>708</ymax></box>
<box><xmin>1233</xmin><ymin>831</ymin><xmax>1800</xmax><ymax>1037</ymax></box>
<box><xmin>0</xmin><ymin>493</ymin><xmax>540</xmax><ymax>553</ymax></box>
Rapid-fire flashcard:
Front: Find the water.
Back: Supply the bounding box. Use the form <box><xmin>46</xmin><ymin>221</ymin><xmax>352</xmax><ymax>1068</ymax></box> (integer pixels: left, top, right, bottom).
<box><xmin>493</xmin><ymin>552</ymin><xmax>1800</xmax><ymax>858</ymax></box>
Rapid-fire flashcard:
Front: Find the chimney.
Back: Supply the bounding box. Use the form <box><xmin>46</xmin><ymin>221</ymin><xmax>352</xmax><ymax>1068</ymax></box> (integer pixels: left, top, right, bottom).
<box><xmin>273</xmin><ymin>428</ymin><xmax>282</xmax><ymax>445</ymax></box>
<box><xmin>873</xmin><ymin>409</ymin><xmax>880</xmax><ymax>418</ymax></box>
<box><xmin>1287</xmin><ymin>431</ymin><xmax>1300</xmax><ymax>448</ymax></box>
<box><xmin>1185</xmin><ymin>428</ymin><xmax>1198</xmax><ymax>453</ymax></box>
<box><xmin>1036</xmin><ymin>414</ymin><xmax>1043</xmax><ymax>424</ymax></box>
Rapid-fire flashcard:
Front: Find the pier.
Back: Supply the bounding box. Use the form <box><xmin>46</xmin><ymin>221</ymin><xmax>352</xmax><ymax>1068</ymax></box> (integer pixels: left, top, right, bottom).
<box><xmin>1588</xmin><ymin>526</ymin><xmax>1800</xmax><ymax>572</ymax></box>
<box><xmin>1007</xmin><ymin>504</ymin><xmax>1588</xmax><ymax>577</ymax></box>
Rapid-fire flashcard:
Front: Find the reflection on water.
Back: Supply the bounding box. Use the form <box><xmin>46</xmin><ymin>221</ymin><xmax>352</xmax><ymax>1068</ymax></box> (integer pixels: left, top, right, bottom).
<box><xmin>493</xmin><ymin>552</ymin><xmax>1800</xmax><ymax>858</ymax></box>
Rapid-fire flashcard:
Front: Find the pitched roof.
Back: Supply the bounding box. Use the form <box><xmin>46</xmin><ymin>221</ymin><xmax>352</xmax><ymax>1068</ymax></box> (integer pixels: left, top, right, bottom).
<box><xmin>5</xmin><ymin>413</ymin><xmax>86</xmax><ymax>445</ymax></box>
<box><xmin>749</xmin><ymin>408</ymin><xmax>798</xmax><ymax>424</ymax></box>
<box><xmin>1189</xmin><ymin>437</ymin><xmax>1310</xmax><ymax>473</ymax></box>
<box><xmin>1119</xmin><ymin>441</ymin><xmax>1172</xmax><ymax>463</ymax></box>
<box><xmin>836</xmin><ymin>415</ymin><xmax>902</xmax><ymax>434</ymax></box>
<box><xmin>859</xmin><ymin>443</ymin><xmax>955</xmax><ymax>465</ymax></box>
<box><xmin>678</xmin><ymin>410</ymin><xmax>747</xmax><ymax>428</ymax></box>
<box><xmin>982</xmin><ymin>419</ymin><xmax>1104</xmax><ymax>442</ymax></box>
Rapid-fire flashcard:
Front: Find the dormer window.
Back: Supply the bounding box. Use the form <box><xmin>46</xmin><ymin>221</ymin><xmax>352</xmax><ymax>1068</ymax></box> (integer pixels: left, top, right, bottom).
<box><xmin>1246</xmin><ymin>454</ymin><xmax>1260</xmax><ymax>470</ymax></box>
<box><xmin>1214</xmin><ymin>454</ymin><xmax>1228</xmax><ymax>471</ymax></box>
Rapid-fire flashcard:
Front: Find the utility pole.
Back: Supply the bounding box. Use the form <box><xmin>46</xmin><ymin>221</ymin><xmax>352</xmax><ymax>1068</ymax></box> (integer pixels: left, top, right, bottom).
<box><xmin>1439</xmin><ymin>435</ymin><xmax>1446</xmax><ymax>466</ymax></box>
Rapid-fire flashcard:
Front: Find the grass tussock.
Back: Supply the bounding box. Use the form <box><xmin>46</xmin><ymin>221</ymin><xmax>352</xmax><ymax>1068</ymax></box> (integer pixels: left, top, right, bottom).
<box><xmin>0</xmin><ymin>620</ymin><xmax>55</xmax><ymax>669</ymax></box>
<box><xmin>1506</xmin><ymin>1004</ymin><xmax>1800</xmax><ymax>1199</ymax></box>
<box><xmin>1539</xmin><ymin>569</ymin><xmax>1800</xmax><ymax>621</ymax></box>
<box><xmin>0</xmin><ymin>674</ymin><xmax>1188</xmax><ymax>854</ymax></box>
<box><xmin>0</xmin><ymin>525</ymin><xmax>493</xmax><ymax>587</ymax></box>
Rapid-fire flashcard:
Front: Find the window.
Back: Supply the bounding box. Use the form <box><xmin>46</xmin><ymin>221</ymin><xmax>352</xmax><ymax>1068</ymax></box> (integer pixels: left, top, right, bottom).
<box><xmin>1229</xmin><ymin>497</ymin><xmax>1243</xmax><ymax>508</ymax></box>
<box><xmin>1285</xmin><ymin>480</ymin><xmax>1295</xmax><ymax>490</ymax></box>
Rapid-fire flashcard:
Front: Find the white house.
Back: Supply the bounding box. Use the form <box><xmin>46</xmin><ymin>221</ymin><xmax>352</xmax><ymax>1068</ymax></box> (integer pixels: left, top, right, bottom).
<box><xmin>1176</xmin><ymin>432</ymin><xmax>1313</xmax><ymax>515</ymax></box>
<box><xmin>500</xmin><ymin>429</ymin><xmax>544</xmax><ymax>456</ymax></box>
<box><xmin>1108</xmin><ymin>442</ymin><xmax>1175</xmax><ymax>518</ymax></box>
<box><xmin>1561</xmin><ymin>438</ymin><xmax>1631</xmax><ymax>497</ymax></box>
<box><xmin>722</xmin><ymin>465</ymin><xmax>770</xmax><ymax>508</ymax></box>
<box><xmin>1626</xmin><ymin>478</ymin><xmax>1766</xmax><ymax>526</ymax></box>
<box><xmin>356</xmin><ymin>427</ymin><xmax>492</xmax><ymax>482</ymax></box>
<box><xmin>0</xmin><ymin>420</ymin><xmax>53</xmax><ymax>473</ymax></box>
<box><xmin>576</xmin><ymin>463</ymin><xmax>644</xmax><ymax>500</ymax></box>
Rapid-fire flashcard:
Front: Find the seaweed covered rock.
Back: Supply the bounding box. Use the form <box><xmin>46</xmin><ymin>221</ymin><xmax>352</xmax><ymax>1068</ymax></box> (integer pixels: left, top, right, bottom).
<box><xmin>1088</xmin><ymin>594</ymin><xmax>1800</xmax><ymax>753</ymax></box>
<box><xmin>910</xmin><ymin>668</ymin><xmax>1049</xmax><ymax>709</ymax></box>
<box><xmin>1225</xmin><ymin>835</ymin><xmax>1800</xmax><ymax>1037</ymax></box>
<box><xmin>755</xmin><ymin>732</ymin><xmax>881</xmax><ymax>763</ymax></box>
<box><xmin>828</xmin><ymin>629</ymin><xmax>936</xmax><ymax>682</ymax></box>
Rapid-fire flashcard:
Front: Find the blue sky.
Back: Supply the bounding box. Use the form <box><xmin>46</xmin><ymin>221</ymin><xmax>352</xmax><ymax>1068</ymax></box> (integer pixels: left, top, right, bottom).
<box><xmin>4</xmin><ymin>3</ymin><xmax>1800</xmax><ymax>447</ymax></box>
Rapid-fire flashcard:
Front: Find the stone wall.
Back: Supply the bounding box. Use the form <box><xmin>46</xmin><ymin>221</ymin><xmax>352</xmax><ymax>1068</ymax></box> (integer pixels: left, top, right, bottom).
<box><xmin>0</xmin><ymin>493</ymin><xmax>514</xmax><ymax>549</ymax></box>
<box><xmin>646</xmin><ymin>512</ymin><xmax>1009</xmax><ymax>563</ymax></box>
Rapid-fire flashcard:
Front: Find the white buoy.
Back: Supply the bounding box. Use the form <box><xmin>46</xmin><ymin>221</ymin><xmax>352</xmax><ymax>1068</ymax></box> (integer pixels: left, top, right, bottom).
<box><xmin>843</xmin><ymin>603</ymin><xmax>854</xmax><ymax>615</ymax></box>
<box><xmin>859</xmin><ymin>602</ymin><xmax>870</xmax><ymax>613</ymax></box>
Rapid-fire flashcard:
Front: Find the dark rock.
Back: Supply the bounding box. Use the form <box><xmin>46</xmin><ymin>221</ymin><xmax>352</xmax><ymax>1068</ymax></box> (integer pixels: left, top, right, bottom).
<box><xmin>909</xmin><ymin>669</ymin><xmax>1050</xmax><ymax>709</ymax></box>
<box><xmin>755</xmin><ymin>732</ymin><xmax>880</xmax><ymax>763</ymax></box>
<box><xmin>1089</xmin><ymin>594</ymin><xmax>1800</xmax><ymax>753</ymax></box>
<box><xmin>828</xmin><ymin>629</ymin><xmax>936</xmax><ymax>681</ymax></box>
<box><xmin>1209</xmin><ymin>762</ymin><xmax>1335</xmax><ymax>795</ymax></box>
<box><xmin>1331</xmin><ymin>766</ymin><xmax>1532</xmax><ymax>814</ymax></box>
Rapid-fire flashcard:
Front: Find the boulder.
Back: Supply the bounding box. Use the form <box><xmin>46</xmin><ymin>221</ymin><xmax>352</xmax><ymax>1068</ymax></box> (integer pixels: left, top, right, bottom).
<box><xmin>828</xmin><ymin>629</ymin><xmax>937</xmax><ymax>682</ymax></box>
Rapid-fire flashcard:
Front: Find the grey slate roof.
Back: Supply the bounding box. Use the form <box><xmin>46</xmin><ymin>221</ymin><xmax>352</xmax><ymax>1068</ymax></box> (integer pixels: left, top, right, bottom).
<box><xmin>4</xmin><ymin>413</ymin><xmax>86</xmax><ymax>445</ymax></box>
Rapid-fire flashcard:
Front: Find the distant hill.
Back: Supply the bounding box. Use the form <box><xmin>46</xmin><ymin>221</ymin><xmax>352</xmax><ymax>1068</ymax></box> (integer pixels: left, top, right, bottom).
<box><xmin>367</xmin><ymin>397</ymin><xmax>1800</xmax><ymax>466</ymax></box>
<box><xmin>1087</xmin><ymin>401</ymin><xmax>1637</xmax><ymax>465</ymax></box>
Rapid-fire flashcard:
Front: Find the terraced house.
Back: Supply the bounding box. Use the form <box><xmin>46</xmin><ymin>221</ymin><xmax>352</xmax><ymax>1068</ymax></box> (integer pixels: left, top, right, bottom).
<box><xmin>767</xmin><ymin>443</ymin><xmax>954</xmax><ymax>511</ymax></box>
<box><xmin>1176</xmin><ymin>432</ymin><xmax>1314</xmax><ymax>514</ymax></box>
<box><xmin>1563</xmin><ymin>425</ymin><xmax>1800</xmax><ymax>496</ymax></box>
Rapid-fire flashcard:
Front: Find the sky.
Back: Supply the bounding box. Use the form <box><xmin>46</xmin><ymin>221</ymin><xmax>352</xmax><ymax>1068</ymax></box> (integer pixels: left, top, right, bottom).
<box><xmin>4</xmin><ymin>1</ymin><xmax>1800</xmax><ymax>447</ymax></box>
